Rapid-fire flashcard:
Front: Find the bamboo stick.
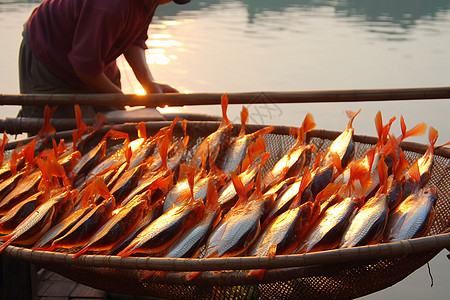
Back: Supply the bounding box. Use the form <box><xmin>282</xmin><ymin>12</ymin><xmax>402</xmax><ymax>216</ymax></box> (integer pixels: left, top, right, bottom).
<box><xmin>1</xmin><ymin>86</ymin><xmax>450</xmax><ymax>107</ymax></box>
<box><xmin>3</xmin><ymin>232</ymin><xmax>450</xmax><ymax>272</ymax></box>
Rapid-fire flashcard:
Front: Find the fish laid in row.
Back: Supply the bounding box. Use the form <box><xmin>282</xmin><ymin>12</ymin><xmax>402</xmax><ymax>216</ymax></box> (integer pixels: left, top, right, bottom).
<box><xmin>0</xmin><ymin>100</ymin><xmax>447</xmax><ymax>283</ymax></box>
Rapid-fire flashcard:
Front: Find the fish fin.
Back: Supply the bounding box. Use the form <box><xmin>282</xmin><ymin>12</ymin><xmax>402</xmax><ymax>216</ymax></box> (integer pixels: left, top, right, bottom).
<box><xmin>330</xmin><ymin>151</ymin><xmax>344</xmax><ymax>174</ymax></box>
<box><xmin>436</xmin><ymin>141</ymin><xmax>450</xmax><ymax>149</ymax></box>
<box><xmin>289</xmin><ymin>127</ymin><xmax>298</xmax><ymax>136</ymax></box>
<box><xmin>167</xmin><ymin>116</ymin><xmax>179</xmax><ymax>142</ymax></box>
<box><xmin>247</xmin><ymin>269</ymin><xmax>266</xmax><ymax>281</ymax></box>
<box><xmin>208</xmin><ymin>149</ymin><xmax>227</xmax><ymax>185</ymax></box>
<box><xmin>158</xmin><ymin>132</ymin><xmax>172</xmax><ymax>170</ymax></box>
<box><xmin>0</xmin><ymin>238</ymin><xmax>13</xmax><ymax>254</ymax></box>
<box><xmin>399</xmin><ymin>116</ymin><xmax>427</xmax><ymax>142</ymax></box>
<box><xmin>93</xmin><ymin>176</ymin><xmax>115</xmax><ymax>204</ymax></box>
<box><xmin>55</xmin><ymin>139</ymin><xmax>67</xmax><ymax>157</ymax></box>
<box><xmin>375</xmin><ymin>112</ymin><xmax>396</xmax><ymax>147</ymax></box>
<box><xmin>375</xmin><ymin>111</ymin><xmax>383</xmax><ymax>140</ymax></box>
<box><xmin>242</xmin><ymin>136</ymin><xmax>266</xmax><ymax>172</ymax></box>
<box><xmin>74</xmin><ymin>105</ymin><xmax>89</xmax><ymax>138</ymax></box>
<box><xmin>428</xmin><ymin>127</ymin><xmax>439</xmax><ymax>148</ymax></box>
<box><xmin>312</xmin><ymin>152</ymin><xmax>323</xmax><ymax>171</ymax></box>
<box><xmin>153</xmin><ymin>172</ymin><xmax>174</xmax><ymax>195</ymax></box>
<box><xmin>71</xmin><ymin>129</ymin><xmax>79</xmax><ymax>152</ymax></box>
<box><xmin>187</xmin><ymin>165</ymin><xmax>196</xmax><ymax>201</ymax></box>
<box><xmin>252</xmin><ymin>126</ymin><xmax>275</xmax><ymax>138</ymax></box>
<box><xmin>290</xmin><ymin>168</ymin><xmax>312</xmax><ymax>209</ymax></box>
<box><xmin>125</xmin><ymin>144</ymin><xmax>132</xmax><ymax>165</ymax></box>
<box><xmin>220</xmin><ymin>93</ymin><xmax>231</xmax><ymax>127</ymax></box>
<box><xmin>253</xmin><ymin>165</ymin><xmax>264</xmax><ymax>196</ymax></box>
<box><xmin>314</xmin><ymin>183</ymin><xmax>341</xmax><ymax>203</ymax></box>
<box><xmin>407</xmin><ymin>161</ymin><xmax>421</xmax><ymax>186</ymax></box>
<box><xmin>181</xmin><ymin>119</ymin><xmax>189</xmax><ymax>148</ymax></box>
<box><xmin>0</xmin><ymin>131</ymin><xmax>8</xmax><ymax>165</ymax></box>
<box><xmin>302</xmin><ymin>113</ymin><xmax>316</xmax><ymax>135</ymax></box>
<box><xmin>365</xmin><ymin>148</ymin><xmax>376</xmax><ymax>172</ymax></box>
<box><xmin>248</xmin><ymin>245</ymin><xmax>277</xmax><ymax>280</ymax></box>
<box><xmin>261</xmin><ymin>243</ymin><xmax>278</xmax><ymax>260</ymax></box>
<box><xmin>136</xmin><ymin>121</ymin><xmax>147</xmax><ymax>140</ymax></box>
<box><xmin>37</xmin><ymin>106</ymin><xmax>57</xmax><ymax>136</ymax></box>
<box><xmin>116</xmin><ymin>246</ymin><xmax>136</xmax><ymax>257</ymax></box>
<box><xmin>9</xmin><ymin>150</ymin><xmax>19</xmax><ymax>175</ymax></box>
<box><xmin>239</xmin><ymin>106</ymin><xmax>248</xmax><ymax>136</ymax></box>
<box><xmin>299</xmin><ymin>167</ymin><xmax>312</xmax><ymax>192</ymax></box>
<box><xmin>205</xmin><ymin>178</ymin><xmax>220</xmax><ymax>213</ymax></box>
<box><xmin>93</xmin><ymin>113</ymin><xmax>107</xmax><ymax>131</ymax></box>
<box><xmin>377</xmin><ymin>157</ymin><xmax>389</xmax><ymax>194</ymax></box>
<box><xmin>36</xmin><ymin>157</ymin><xmax>51</xmax><ymax>195</ymax></box>
<box><xmin>23</xmin><ymin>138</ymin><xmax>37</xmax><ymax>168</ymax></box>
<box><xmin>230</xmin><ymin>171</ymin><xmax>248</xmax><ymax>206</ymax></box>
<box><xmin>72</xmin><ymin>247</ymin><xmax>88</xmax><ymax>258</ymax></box>
<box><xmin>345</xmin><ymin>109</ymin><xmax>361</xmax><ymax>129</ymax></box>
<box><xmin>296</xmin><ymin>113</ymin><xmax>316</xmax><ymax>144</ymax></box>
<box><xmin>381</xmin><ymin>117</ymin><xmax>396</xmax><ymax>145</ymax></box>
<box><xmin>48</xmin><ymin>152</ymin><xmax>71</xmax><ymax>187</ymax></box>
<box><xmin>104</xmin><ymin>130</ymin><xmax>129</xmax><ymax>143</ymax></box>
<box><xmin>82</xmin><ymin>176</ymin><xmax>115</xmax><ymax>206</ymax></box>
<box><xmin>349</xmin><ymin>162</ymin><xmax>372</xmax><ymax>193</ymax></box>
<box><xmin>178</xmin><ymin>163</ymin><xmax>191</xmax><ymax>182</ymax></box>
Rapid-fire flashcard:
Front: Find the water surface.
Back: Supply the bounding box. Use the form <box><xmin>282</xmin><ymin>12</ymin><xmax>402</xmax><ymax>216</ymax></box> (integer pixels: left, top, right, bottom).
<box><xmin>0</xmin><ymin>1</ymin><xmax>449</xmax><ymax>299</ymax></box>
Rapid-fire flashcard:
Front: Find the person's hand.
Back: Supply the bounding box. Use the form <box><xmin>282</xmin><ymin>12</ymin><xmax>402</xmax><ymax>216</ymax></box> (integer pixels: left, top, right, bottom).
<box><xmin>147</xmin><ymin>82</ymin><xmax>179</xmax><ymax>94</ymax></box>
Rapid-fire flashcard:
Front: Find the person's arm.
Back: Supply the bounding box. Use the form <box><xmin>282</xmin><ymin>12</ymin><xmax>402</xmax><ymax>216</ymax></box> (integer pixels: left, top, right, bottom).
<box><xmin>73</xmin><ymin>68</ymin><xmax>123</xmax><ymax>93</ymax></box>
<box><xmin>124</xmin><ymin>45</ymin><xmax>179</xmax><ymax>94</ymax></box>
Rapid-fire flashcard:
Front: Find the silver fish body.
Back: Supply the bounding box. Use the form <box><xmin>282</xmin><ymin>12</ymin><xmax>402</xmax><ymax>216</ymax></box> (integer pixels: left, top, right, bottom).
<box><xmin>249</xmin><ymin>201</ymin><xmax>314</xmax><ymax>256</ymax></box>
<box><xmin>296</xmin><ymin>196</ymin><xmax>363</xmax><ymax>253</ymax></box>
<box><xmin>340</xmin><ymin>194</ymin><xmax>389</xmax><ymax>248</ymax></box>
<box><xmin>204</xmin><ymin>197</ymin><xmax>268</xmax><ymax>258</ymax></box>
<box><xmin>384</xmin><ymin>186</ymin><xmax>438</xmax><ymax>243</ymax></box>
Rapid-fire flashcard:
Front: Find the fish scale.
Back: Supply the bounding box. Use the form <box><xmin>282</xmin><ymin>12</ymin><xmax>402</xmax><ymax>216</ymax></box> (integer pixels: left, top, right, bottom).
<box><xmin>340</xmin><ymin>194</ymin><xmax>389</xmax><ymax>248</ymax></box>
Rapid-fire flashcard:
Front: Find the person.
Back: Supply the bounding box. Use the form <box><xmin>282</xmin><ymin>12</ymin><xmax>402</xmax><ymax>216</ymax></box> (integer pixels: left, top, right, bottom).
<box><xmin>18</xmin><ymin>0</ymin><xmax>191</xmax><ymax>119</ymax></box>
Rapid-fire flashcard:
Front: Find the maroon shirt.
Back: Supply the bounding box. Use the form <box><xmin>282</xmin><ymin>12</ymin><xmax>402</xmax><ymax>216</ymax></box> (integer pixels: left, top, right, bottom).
<box><xmin>27</xmin><ymin>0</ymin><xmax>158</xmax><ymax>89</ymax></box>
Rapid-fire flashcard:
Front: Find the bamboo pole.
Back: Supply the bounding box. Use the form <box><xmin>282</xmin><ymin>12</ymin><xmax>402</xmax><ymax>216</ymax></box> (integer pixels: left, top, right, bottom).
<box><xmin>1</xmin><ymin>86</ymin><xmax>450</xmax><ymax>108</ymax></box>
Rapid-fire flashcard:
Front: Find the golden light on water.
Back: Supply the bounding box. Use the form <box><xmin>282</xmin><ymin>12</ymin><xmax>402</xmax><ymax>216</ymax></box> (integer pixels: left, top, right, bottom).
<box><xmin>157</xmin><ymin>105</ymin><xmax>181</xmax><ymax>113</ymax></box>
<box><xmin>163</xmin><ymin>20</ymin><xmax>181</xmax><ymax>26</ymax></box>
<box><xmin>146</xmin><ymin>53</ymin><xmax>171</xmax><ymax>65</ymax></box>
<box><xmin>134</xmin><ymin>88</ymin><xmax>146</xmax><ymax>95</ymax></box>
<box><xmin>145</xmin><ymin>35</ymin><xmax>182</xmax><ymax>65</ymax></box>
<box><xmin>118</xmin><ymin>18</ymin><xmax>185</xmax><ymax>93</ymax></box>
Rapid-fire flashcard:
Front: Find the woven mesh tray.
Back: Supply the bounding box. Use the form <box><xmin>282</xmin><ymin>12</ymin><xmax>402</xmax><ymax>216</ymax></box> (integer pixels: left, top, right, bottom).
<box><xmin>3</xmin><ymin>121</ymin><xmax>450</xmax><ymax>300</ymax></box>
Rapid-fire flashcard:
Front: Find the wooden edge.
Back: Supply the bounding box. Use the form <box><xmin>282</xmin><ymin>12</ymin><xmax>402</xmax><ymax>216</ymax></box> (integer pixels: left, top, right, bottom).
<box><xmin>2</xmin><ymin>87</ymin><xmax>450</xmax><ymax>107</ymax></box>
<box><xmin>3</xmin><ymin>233</ymin><xmax>450</xmax><ymax>272</ymax></box>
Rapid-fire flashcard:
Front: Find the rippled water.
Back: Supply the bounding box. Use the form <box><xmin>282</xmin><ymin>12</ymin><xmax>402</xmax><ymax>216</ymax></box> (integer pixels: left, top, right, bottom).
<box><xmin>0</xmin><ymin>1</ymin><xmax>449</xmax><ymax>299</ymax></box>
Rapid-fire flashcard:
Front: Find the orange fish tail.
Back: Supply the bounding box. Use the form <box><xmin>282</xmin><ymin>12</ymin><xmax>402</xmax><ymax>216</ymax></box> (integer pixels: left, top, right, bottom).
<box><xmin>247</xmin><ymin>269</ymin><xmax>266</xmax><ymax>281</ymax></box>
<box><xmin>0</xmin><ymin>239</ymin><xmax>13</xmax><ymax>254</ymax></box>
<box><xmin>374</xmin><ymin>111</ymin><xmax>383</xmax><ymax>140</ymax></box>
<box><xmin>345</xmin><ymin>109</ymin><xmax>361</xmax><ymax>129</ymax></box>
<box><xmin>38</xmin><ymin>106</ymin><xmax>57</xmax><ymax>136</ymax></box>
<box><xmin>428</xmin><ymin>127</ymin><xmax>439</xmax><ymax>148</ymax></box>
<box><xmin>72</xmin><ymin>247</ymin><xmax>89</xmax><ymax>258</ymax></box>
<box><xmin>136</xmin><ymin>121</ymin><xmax>147</xmax><ymax>140</ymax></box>
<box><xmin>74</xmin><ymin>105</ymin><xmax>89</xmax><ymax>138</ymax></box>
<box><xmin>239</xmin><ymin>106</ymin><xmax>248</xmax><ymax>136</ymax></box>
<box><xmin>221</xmin><ymin>93</ymin><xmax>231</xmax><ymax>126</ymax></box>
